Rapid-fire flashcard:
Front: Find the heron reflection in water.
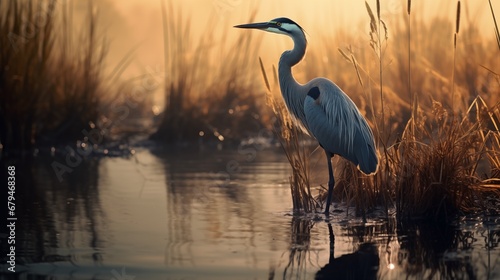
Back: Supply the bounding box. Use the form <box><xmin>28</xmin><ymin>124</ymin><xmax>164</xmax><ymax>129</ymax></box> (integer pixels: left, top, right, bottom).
<box><xmin>316</xmin><ymin>224</ymin><xmax>379</xmax><ymax>280</ymax></box>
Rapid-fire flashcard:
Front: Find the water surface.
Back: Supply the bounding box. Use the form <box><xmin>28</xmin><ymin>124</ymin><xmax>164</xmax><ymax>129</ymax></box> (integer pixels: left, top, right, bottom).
<box><xmin>2</xmin><ymin>146</ymin><xmax>499</xmax><ymax>279</ymax></box>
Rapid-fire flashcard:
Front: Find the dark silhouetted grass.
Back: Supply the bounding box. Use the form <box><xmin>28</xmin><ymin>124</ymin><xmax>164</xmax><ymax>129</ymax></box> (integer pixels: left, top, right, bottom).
<box><xmin>152</xmin><ymin>2</ymin><xmax>267</xmax><ymax>144</ymax></box>
<box><xmin>0</xmin><ymin>0</ymin><xmax>115</xmax><ymax>154</ymax></box>
<box><xmin>261</xmin><ymin>2</ymin><xmax>500</xmax><ymax>220</ymax></box>
<box><xmin>333</xmin><ymin>2</ymin><xmax>500</xmax><ymax>221</ymax></box>
<box><xmin>99</xmin><ymin>1</ymin><xmax>499</xmax><ymax>220</ymax></box>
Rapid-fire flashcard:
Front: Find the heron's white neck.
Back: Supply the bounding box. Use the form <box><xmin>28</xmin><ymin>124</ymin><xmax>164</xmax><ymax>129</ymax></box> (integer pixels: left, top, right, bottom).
<box><xmin>279</xmin><ymin>32</ymin><xmax>306</xmax><ymax>67</ymax></box>
<box><xmin>278</xmin><ymin>32</ymin><xmax>307</xmax><ymax>90</ymax></box>
<box><xmin>278</xmin><ymin>33</ymin><xmax>308</xmax><ymax>130</ymax></box>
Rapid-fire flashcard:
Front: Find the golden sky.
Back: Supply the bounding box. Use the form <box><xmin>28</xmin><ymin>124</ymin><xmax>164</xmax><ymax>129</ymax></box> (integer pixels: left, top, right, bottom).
<box><xmin>75</xmin><ymin>0</ymin><xmax>497</xmax><ymax>105</ymax></box>
<box><xmin>92</xmin><ymin>0</ymin><xmax>495</xmax><ymax>72</ymax></box>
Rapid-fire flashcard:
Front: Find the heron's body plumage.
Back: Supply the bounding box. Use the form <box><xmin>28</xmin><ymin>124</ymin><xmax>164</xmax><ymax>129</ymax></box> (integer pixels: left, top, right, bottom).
<box><xmin>303</xmin><ymin>81</ymin><xmax>378</xmax><ymax>174</ymax></box>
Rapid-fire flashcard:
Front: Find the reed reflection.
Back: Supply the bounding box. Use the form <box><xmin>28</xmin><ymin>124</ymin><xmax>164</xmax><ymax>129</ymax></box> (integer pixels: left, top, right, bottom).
<box><xmin>282</xmin><ymin>217</ymin><xmax>314</xmax><ymax>279</ymax></box>
<box><xmin>396</xmin><ymin>221</ymin><xmax>499</xmax><ymax>279</ymax></box>
<box><xmin>3</xmin><ymin>156</ymin><xmax>104</xmax><ymax>266</ymax></box>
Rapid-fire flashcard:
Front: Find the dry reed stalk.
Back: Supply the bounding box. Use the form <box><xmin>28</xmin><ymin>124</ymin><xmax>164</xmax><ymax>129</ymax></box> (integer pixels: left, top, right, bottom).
<box><xmin>452</xmin><ymin>1</ymin><xmax>461</xmax><ymax>113</ymax></box>
<box><xmin>407</xmin><ymin>0</ymin><xmax>416</xmax><ymax>137</ymax></box>
<box><xmin>154</xmin><ymin>3</ymin><xmax>266</xmax><ymax>142</ymax></box>
<box><xmin>365</xmin><ymin>1</ymin><xmax>388</xmax><ymax>144</ymax></box>
<box><xmin>281</xmin><ymin>2</ymin><xmax>500</xmax><ymax>220</ymax></box>
<box><xmin>333</xmin><ymin>2</ymin><xmax>500</xmax><ymax>220</ymax></box>
<box><xmin>259</xmin><ymin>58</ymin><xmax>317</xmax><ymax>213</ymax></box>
<box><xmin>376</xmin><ymin>0</ymin><xmax>380</xmax><ymax>21</ymax></box>
<box><xmin>0</xmin><ymin>0</ymin><xmax>114</xmax><ymax>151</ymax></box>
<box><xmin>393</xmin><ymin>96</ymin><xmax>500</xmax><ymax>220</ymax></box>
<box><xmin>489</xmin><ymin>0</ymin><xmax>500</xmax><ymax>50</ymax></box>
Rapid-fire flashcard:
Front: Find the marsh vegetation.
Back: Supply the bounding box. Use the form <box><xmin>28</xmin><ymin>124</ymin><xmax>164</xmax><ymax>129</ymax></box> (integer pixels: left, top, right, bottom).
<box><xmin>258</xmin><ymin>0</ymin><xmax>500</xmax><ymax>221</ymax></box>
<box><xmin>2</xmin><ymin>2</ymin><xmax>499</xmax><ymax>279</ymax></box>
<box><xmin>0</xmin><ymin>0</ymin><xmax>110</xmax><ymax>151</ymax></box>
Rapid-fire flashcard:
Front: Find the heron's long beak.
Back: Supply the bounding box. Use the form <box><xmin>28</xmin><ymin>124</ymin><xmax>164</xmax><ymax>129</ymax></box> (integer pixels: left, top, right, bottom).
<box><xmin>234</xmin><ymin>22</ymin><xmax>271</xmax><ymax>30</ymax></box>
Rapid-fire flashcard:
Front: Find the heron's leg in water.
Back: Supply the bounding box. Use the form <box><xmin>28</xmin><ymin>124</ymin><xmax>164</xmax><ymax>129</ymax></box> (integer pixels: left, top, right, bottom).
<box><xmin>325</xmin><ymin>152</ymin><xmax>335</xmax><ymax>215</ymax></box>
<box><xmin>327</xmin><ymin>223</ymin><xmax>335</xmax><ymax>263</ymax></box>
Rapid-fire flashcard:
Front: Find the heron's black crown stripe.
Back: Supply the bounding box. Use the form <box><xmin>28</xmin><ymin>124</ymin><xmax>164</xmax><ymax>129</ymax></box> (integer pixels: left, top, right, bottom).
<box><xmin>272</xmin><ymin>17</ymin><xmax>304</xmax><ymax>32</ymax></box>
<box><xmin>307</xmin><ymin>87</ymin><xmax>320</xmax><ymax>100</ymax></box>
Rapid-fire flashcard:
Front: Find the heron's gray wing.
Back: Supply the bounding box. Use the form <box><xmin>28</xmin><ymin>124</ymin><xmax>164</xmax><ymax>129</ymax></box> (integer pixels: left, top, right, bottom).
<box><xmin>304</xmin><ymin>85</ymin><xmax>378</xmax><ymax>174</ymax></box>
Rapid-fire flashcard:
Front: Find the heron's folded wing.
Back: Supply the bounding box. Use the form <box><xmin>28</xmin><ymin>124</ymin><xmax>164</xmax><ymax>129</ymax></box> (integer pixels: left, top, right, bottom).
<box><xmin>304</xmin><ymin>85</ymin><xmax>378</xmax><ymax>174</ymax></box>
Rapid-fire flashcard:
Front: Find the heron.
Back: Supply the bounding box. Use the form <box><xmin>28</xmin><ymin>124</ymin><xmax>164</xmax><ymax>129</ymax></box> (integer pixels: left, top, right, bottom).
<box><xmin>234</xmin><ymin>17</ymin><xmax>378</xmax><ymax>215</ymax></box>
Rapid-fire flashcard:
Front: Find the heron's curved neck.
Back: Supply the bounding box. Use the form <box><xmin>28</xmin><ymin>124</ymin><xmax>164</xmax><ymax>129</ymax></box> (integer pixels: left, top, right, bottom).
<box><xmin>278</xmin><ymin>33</ymin><xmax>307</xmax><ymax>120</ymax></box>
<box><xmin>278</xmin><ymin>34</ymin><xmax>306</xmax><ymax>83</ymax></box>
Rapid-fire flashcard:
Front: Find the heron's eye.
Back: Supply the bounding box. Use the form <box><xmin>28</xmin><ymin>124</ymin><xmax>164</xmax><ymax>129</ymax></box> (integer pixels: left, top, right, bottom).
<box><xmin>276</xmin><ymin>22</ymin><xmax>281</xmax><ymax>27</ymax></box>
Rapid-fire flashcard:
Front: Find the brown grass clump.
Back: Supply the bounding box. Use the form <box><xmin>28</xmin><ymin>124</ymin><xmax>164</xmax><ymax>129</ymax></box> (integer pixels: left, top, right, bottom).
<box><xmin>0</xmin><ymin>0</ymin><xmax>114</xmax><ymax>153</ymax></box>
<box><xmin>331</xmin><ymin>2</ymin><xmax>500</xmax><ymax>220</ymax></box>
<box><xmin>264</xmin><ymin>1</ymin><xmax>500</xmax><ymax>220</ymax></box>
<box><xmin>152</xmin><ymin>3</ymin><xmax>267</xmax><ymax>144</ymax></box>
<box><xmin>391</xmin><ymin>97</ymin><xmax>500</xmax><ymax>220</ymax></box>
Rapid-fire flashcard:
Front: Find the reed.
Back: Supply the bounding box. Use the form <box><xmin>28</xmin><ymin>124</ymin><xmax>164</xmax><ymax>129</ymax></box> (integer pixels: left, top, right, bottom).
<box><xmin>0</xmin><ymin>0</ymin><xmax>112</xmax><ymax>154</ymax></box>
<box><xmin>337</xmin><ymin>1</ymin><xmax>499</xmax><ymax>220</ymax></box>
<box><xmin>295</xmin><ymin>1</ymin><xmax>500</xmax><ymax>219</ymax></box>
<box><xmin>489</xmin><ymin>0</ymin><xmax>500</xmax><ymax>50</ymax></box>
<box><xmin>259</xmin><ymin>58</ymin><xmax>317</xmax><ymax>213</ymax></box>
<box><xmin>152</xmin><ymin>2</ymin><xmax>267</xmax><ymax>144</ymax></box>
<box><xmin>150</xmin><ymin>1</ymin><xmax>500</xmax><ymax>219</ymax></box>
<box><xmin>407</xmin><ymin>0</ymin><xmax>416</xmax><ymax>136</ymax></box>
<box><xmin>365</xmin><ymin>0</ymin><xmax>388</xmax><ymax>142</ymax></box>
<box><xmin>452</xmin><ymin>0</ymin><xmax>461</xmax><ymax>112</ymax></box>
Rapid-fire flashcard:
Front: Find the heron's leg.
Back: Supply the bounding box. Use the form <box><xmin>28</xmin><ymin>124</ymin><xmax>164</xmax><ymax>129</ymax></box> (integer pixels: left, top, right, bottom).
<box><xmin>325</xmin><ymin>151</ymin><xmax>335</xmax><ymax>215</ymax></box>
<box><xmin>327</xmin><ymin>223</ymin><xmax>335</xmax><ymax>263</ymax></box>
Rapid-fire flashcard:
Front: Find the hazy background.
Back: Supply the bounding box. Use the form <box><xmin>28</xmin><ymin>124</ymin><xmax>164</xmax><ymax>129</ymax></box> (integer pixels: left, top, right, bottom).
<box><xmin>77</xmin><ymin>0</ymin><xmax>496</xmax><ymax>108</ymax></box>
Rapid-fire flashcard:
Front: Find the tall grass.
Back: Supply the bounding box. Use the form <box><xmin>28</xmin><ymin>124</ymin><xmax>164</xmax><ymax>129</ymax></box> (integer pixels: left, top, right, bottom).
<box><xmin>0</xmin><ymin>0</ymin><xmax>113</xmax><ymax>154</ymax></box>
<box><xmin>100</xmin><ymin>1</ymin><xmax>499</xmax><ymax>219</ymax></box>
<box><xmin>452</xmin><ymin>1</ymin><xmax>461</xmax><ymax>112</ymax></box>
<box><xmin>489</xmin><ymin>0</ymin><xmax>500</xmax><ymax>50</ymax></box>
<box><xmin>407</xmin><ymin>0</ymin><xmax>415</xmax><ymax>133</ymax></box>
<box><xmin>336</xmin><ymin>2</ymin><xmax>500</xmax><ymax>220</ymax></box>
<box><xmin>262</xmin><ymin>1</ymin><xmax>500</xmax><ymax>219</ymax></box>
<box><xmin>152</xmin><ymin>2</ymin><xmax>268</xmax><ymax>144</ymax></box>
<box><xmin>366</xmin><ymin>0</ymin><xmax>388</xmax><ymax>141</ymax></box>
<box><xmin>259</xmin><ymin>58</ymin><xmax>317</xmax><ymax>213</ymax></box>
<box><xmin>393</xmin><ymin>97</ymin><xmax>500</xmax><ymax>219</ymax></box>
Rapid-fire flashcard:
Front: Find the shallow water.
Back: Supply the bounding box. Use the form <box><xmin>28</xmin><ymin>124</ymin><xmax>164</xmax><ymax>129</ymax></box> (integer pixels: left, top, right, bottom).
<box><xmin>1</xmin><ymin>146</ymin><xmax>499</xmax><ymax>279</ymax></box>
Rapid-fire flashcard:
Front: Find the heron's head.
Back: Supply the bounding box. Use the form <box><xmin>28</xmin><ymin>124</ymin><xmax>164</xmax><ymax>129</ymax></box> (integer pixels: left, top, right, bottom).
<box><xmin>234</xmin><ymin>17</ymin><xmax>306</xmax><ymax>39</ymax></box>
